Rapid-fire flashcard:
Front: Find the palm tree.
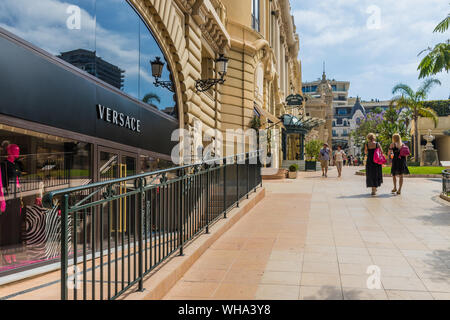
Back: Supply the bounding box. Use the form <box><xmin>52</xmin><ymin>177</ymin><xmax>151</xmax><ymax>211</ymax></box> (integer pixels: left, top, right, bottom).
<box><xmin>418</xmin><ymin>8</ymin><xmax>450</xmax><ymax>78</ymax></box>
<box><xmin>391</xmin><ymin>79</ymin><xmax>441</xmax><ymax>162</ymax></box>
<box><xmin>142</xmin><ymin>93</ymin><xmax>161</xmax><ymax>107</ymax></box>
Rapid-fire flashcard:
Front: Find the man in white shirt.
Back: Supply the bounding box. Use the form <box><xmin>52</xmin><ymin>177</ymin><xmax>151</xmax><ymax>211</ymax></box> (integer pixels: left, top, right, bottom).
<box><xmin>334</xmin><ymin>145</ymin><xmax>346</xmax><ymax>178</ymax></box>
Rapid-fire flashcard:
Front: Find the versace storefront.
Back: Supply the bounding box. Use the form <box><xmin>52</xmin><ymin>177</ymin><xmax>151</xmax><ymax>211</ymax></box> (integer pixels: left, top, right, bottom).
<box><xmin>0</xmin><ymin>0</ymin><xmax>180</xmax><ymax>277</ymax></box>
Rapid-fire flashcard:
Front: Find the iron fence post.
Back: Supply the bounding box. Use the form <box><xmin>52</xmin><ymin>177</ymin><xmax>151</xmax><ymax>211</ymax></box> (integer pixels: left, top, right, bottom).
<box><xmin>179</xmin><ymin>170</ymin><xmax>184</xmax><ymax>256</ymax></box>
<box><xmin>254</xmin><ymin>152</ymin><xmax>257</xmax><ymax>193</ymax></box>
<box><xmin>138</xmin><ymin>178</ymin><xmax>144</xmax><ymax>292</ymax></box>
<box><xmin>206</xmin><ymin>166</ymin><xmax>210</xmax><ymax>234</ymax></box>
<box><xmin>61</xmin><ymin>194</ymin><xmax>69</xmax><ymax>300</ymax></box>
<box><xmin>236</xmin><ymin>155</ymin><xmax>239</xmax><ymax>208</ymax></box>
<box><xmin>247</xmin><ymin>153</ymin><xmax>250</xmax><ymax>199</ymax></box>
<box><xmin>223</xmin><ymin>163</ymin><xmax>227</xmax><ymax>218</ymax></box>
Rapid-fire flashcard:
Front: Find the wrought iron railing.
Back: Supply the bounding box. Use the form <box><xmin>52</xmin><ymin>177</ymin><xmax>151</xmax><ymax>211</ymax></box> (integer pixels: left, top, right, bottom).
<box><xmin>443</xmin><ymin>169</ymin><xmax>450</xmax><ymax>197</ymax></box>
<box><xmin>43</xmin><ymin>152</ymin><xmax>262</xmax><ymax>300</ymax></box>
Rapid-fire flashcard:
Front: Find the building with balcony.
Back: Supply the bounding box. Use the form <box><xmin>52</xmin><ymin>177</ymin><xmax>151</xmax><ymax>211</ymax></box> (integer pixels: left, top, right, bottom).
<box><xmin>303</xmin><ymin>75</ymin><xmax>350</xmax><ymax>107</ymax></box>
<box><xmin>221</xmin><ymin>0</ymin><xmax>303</xmax><ymax>169</ymax></box>
<box><xmin>58</xmin><ymin>49</ymin><xmax>125</xmax><ymax>90</ymax></box>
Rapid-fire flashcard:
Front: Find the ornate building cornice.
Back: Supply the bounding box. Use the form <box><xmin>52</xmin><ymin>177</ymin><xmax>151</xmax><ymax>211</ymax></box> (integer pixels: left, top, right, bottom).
<box><xmin>191</xmin><ymin>0</ymin><xmax>231</xmax><ymax>53</ymax></box>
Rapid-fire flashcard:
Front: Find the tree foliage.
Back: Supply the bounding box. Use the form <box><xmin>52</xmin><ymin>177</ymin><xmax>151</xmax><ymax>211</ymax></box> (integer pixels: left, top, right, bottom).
<box><xmin>305</xmin><ymin>140</ymin><xmax>323</xmax><ymax>161</ymax></box>
<box><xmin>418</xmin><ymin>7</ymin><xmax>450</xmax><ymax>78</ymax></box>
<box><xmin>142</xmin><ymin>93</ymin><xmax>161</xmax><ymax>106</ymax></box>
<box><xmin>391</xmin><ymin>79</ymin><xmax>441</xmax><ymax>128</ymax></box>
<box><xmin>423</xmin><ymin>100</ymin><xmax>450</xmax><ymax>116</ymax></box>
<box><xmin>351</xmin><ymin>107</ymin><xmax>410</xmax><ymax>154</ymax></box>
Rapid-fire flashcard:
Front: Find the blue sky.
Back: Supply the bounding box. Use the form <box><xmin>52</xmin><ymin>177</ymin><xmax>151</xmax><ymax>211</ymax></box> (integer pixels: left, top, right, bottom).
<box><xmin>292</xmin><ymin>0</ymin><xmax>450</xmax><ymax>101</ymax></box>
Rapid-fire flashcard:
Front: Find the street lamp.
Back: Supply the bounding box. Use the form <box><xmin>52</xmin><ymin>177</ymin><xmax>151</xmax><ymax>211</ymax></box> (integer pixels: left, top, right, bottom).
<box><xmin>195</xmin><ymin>54</ymin><xmax>229</xmax><ymax>92</ymax></box>
<box><xmin>150</xmin><ymin>57</ymin><xmax>175</xmax><ymax>92</ymax></box>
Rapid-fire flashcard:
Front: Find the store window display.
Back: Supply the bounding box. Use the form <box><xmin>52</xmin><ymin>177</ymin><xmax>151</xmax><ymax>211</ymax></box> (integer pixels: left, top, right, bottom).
<box><xmin>0</xmin><ymin>125</ymin><xmax>90</xmax><ymax>273</ymax></box>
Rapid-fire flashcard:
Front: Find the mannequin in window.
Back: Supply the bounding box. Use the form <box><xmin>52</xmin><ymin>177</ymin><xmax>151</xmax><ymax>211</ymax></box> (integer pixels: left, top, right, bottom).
<box><xmin>0</xmin><ymin>144</ymin><xmax>24</xmax><ymax>265</ymax></box>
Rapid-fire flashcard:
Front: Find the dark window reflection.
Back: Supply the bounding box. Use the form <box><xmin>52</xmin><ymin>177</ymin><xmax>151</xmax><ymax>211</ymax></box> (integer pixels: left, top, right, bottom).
<box><xmin>139</xmin><ymin>20</ymin><xmax>177</xmax><ymax>117</ymax></box>
<box><xmin>0</xmin><ymin>0</ymin><xmax>177</xmax><ymax>119</ymax></box>
<box><xmin>58</xmin><ymin>49</ymin><xmax>125</xmax><ymax>89</ymax></box>
<box><xmin>96</xmin><ymin>0</ymin><xmax>139</xmax><ymax>97</ymax></box>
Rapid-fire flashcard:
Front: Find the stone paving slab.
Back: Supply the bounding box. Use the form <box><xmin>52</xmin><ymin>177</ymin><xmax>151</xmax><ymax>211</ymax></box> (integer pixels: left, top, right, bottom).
<box><xmin>163</xmin><ymin>167</ymin><xmax>450</xmax><ymax>300</ymax></box>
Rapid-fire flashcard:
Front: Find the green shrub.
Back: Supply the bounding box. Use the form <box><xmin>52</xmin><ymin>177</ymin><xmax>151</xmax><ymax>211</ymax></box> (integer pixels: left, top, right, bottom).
<box><xmin>249</xmin><ymin>116</ymin><xmax>262</xmax><ymax>129</ymax></box>
<box><xmin>289</xmin><ymin>164</ymin><xmax>299</xmax><ymax>172</ymax></box>
<box><xmin>423</xmin><ymin>100</ymin><xmax>450</xmax><ymax>117</ymax></box>
<box><xmin>305</xmin><ymin>140</ymin><xmax>323</xmax><ymax>161</ymax></box>
<box><xmin>407</xmin><ymin>161</ymin><xmax>421</xmax><ymax>167</ymax></box>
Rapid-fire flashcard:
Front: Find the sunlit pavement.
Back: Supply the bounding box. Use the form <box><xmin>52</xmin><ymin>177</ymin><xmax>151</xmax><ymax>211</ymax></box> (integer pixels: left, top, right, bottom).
<box><xmin>163</xmin><ymin>166</ymin><xmax>450</xmax><ymax>300</ymax></box>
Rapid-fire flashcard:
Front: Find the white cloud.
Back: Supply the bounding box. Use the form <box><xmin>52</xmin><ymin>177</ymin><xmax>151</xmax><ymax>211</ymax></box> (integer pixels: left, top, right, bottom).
<box><xmin>293</xmin><ymin>0</ymin><xmax>450</xmax><ymax>100</ymax></box>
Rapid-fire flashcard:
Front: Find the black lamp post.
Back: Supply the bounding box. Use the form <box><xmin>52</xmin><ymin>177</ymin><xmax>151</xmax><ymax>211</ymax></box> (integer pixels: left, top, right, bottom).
<box><xmin>150</xmin><ymin>57</ymin><xmax>175</xmax><ymax>92</ymax></box>
<box><xmin>195</xmin><ymin>54</ymin><xmax>229</xmax><ymax>92</ymax></box>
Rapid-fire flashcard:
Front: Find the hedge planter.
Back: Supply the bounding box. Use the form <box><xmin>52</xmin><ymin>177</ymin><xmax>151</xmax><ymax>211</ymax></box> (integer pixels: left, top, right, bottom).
<box><xmin>305</xmin><ymin>161</ymin><xmax>317</xmax><ymax>171</ymax></box>
<box><xmin>288</xmin><ymin>171</ymin><xmax>297</xmax><ymax>179</ymax></box>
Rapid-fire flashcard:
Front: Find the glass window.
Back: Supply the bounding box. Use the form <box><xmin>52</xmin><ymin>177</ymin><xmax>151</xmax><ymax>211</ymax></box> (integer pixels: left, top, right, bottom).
<box><xmin>251</xmin><ymin>0</ymin><xmax>260</xmax><ymax>32</ymax></box>
<box><xmin>0</xmin><ymin>124</ymin><xmax>91</xmax><ymax>274</ymax></box>
<box><xmin>287</xmin><ymin>134</ymin><xmax>301</xmax><ymax>161</ymax></box>
<box><xmin>96</xmin><ymin>0</ymin><xmax>139</xmax><ymax>96</ymax></box>
<box><xmin>0</xmin><ymin>0</ymin><xmax>178</xmax><ymax>119</ymax></box>
<box><xmin>0</xmin><ymin>0</ymin><xmax>96</xmax><ymax>57</ymax></box>
<box><xmin>139</xmin><ymin>20</ymin><xmax>176</xmax><ymax>117</ymax></box>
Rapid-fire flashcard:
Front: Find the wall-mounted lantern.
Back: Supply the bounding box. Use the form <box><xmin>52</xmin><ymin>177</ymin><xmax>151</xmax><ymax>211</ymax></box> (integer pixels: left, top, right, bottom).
<box><xmin>150</xmin><ymin>57</ymin><xmax>175</xmax><ymax>92</ymax></box>
<box><xmin>195</xmin><ymin>54</ymin><xmax>229</xmax><ymax>92</ymax></box>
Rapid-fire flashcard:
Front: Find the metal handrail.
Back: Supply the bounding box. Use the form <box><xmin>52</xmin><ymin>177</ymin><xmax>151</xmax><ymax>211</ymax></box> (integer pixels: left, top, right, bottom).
<box><xmin>43</xmin><ymin>151</ymin><xmax>259</xmax><ymax>206</ymax></box>
<box><xmin>43</xmin><ymin>151</ymin><xmax>262</xmax><ymax>300</ymax></box>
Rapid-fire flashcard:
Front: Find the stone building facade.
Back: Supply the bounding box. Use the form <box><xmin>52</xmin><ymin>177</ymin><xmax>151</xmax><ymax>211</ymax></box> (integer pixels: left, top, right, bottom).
<box><xmin>133</xmin><ymin>0</ymin><xmax>302</xmax><ymax>166</ymax></box>
<box><xmin>220</xmin><ymin>0</ymin><xmax>302</xmax><ymax>167</ymax></box>
<box><xmin>304</xmin><ymin>72</ymin><xmax>334</xmax><ymax>148</ymax></box>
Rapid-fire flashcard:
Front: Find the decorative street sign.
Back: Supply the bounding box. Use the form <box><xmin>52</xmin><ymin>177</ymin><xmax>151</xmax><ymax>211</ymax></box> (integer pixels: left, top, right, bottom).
<box><xmin>286</xmin><ymin>94</ymin><xmax>304</xmax><ymax>106</ymax></box>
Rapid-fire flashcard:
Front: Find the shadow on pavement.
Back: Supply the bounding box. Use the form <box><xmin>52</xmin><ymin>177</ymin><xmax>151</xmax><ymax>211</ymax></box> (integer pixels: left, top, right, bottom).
<box><xmin>301</xmin><ymin>286</ymin><xmax>343</xmax><ymax>300</ymax></box>
<box><xmin>414</xmin><ymin>207</ymin><xmax>450</xmax><ymax>226</ymax></box>
<box><xmin>337</xmin><ymin>193</ymin><xmax>396</xmax><ymax>199</ymax></box>
<box><xmin>421</xmin><ymin>250</ymin><xmax>450</xmax><ymax>279</ymax></box>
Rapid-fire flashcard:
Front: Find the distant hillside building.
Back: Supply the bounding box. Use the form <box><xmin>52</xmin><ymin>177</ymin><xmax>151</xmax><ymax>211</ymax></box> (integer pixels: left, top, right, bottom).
<box><xmin>58</xmin><ymin>49</ymin><xmax>125</xmax><ymax>90</ymax></box>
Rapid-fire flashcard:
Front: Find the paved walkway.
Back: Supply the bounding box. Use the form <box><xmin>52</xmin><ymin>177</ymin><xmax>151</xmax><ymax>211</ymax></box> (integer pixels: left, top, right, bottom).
<box><xmin>163</xmin><ymin>166</ymin><xmax>450</xmax><ymax>300</ymax></box>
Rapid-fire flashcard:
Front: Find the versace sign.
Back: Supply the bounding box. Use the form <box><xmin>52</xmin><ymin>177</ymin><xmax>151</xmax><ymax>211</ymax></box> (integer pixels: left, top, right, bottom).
<box><xmin>97</xmin><ymin>104</ymin><xmax>141</xmax><ymax>133</ymax></box>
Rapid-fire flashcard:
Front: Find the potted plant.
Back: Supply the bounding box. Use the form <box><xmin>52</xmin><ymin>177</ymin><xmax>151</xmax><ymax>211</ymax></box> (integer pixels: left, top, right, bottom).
<box><xmin>288</xmin><ymin>164</ymin><xmax>299</xmax><ymax>179</ymax></box>
<box><xmin>250</xmin><ymin>116</ymin><xmax>262</xmax><ymax>130</ymax></box>
<box><xmin>305</xmin><ymin>140</ymin><xmax>323</xmax><ymax>171</ymax></box>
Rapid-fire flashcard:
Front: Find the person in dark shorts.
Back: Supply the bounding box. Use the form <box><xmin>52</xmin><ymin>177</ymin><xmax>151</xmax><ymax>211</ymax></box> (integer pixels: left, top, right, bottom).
<box><xmin>364</xmin><ymin>133</ymin><xmax>383</xmax><ymax>196</ymax></box>
<box><xmin>388</xmin><ymin>133</ymin><xmax>410</xmax><ymax>195</ymax></box>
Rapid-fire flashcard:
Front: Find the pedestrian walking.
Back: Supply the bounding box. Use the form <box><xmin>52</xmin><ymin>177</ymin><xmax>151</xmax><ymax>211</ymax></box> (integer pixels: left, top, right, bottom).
<box><xmin>333</xmin><ymin>145</ymin><xmax>346</xmax><ymax>178</ymax></box>
<box><xmin>388</xmin><ymin>133</ymin><xmax>410</xmax><ymax>195</ymax></box>
<box><xmin>364</xmin><ymin>133</ymin><xmax>384</xmax><ymax>196</ymax></box>
<box><xmin>319</xmin><ymin>143</ymin><xmax>331</xmax><ymax>178</ymax></box>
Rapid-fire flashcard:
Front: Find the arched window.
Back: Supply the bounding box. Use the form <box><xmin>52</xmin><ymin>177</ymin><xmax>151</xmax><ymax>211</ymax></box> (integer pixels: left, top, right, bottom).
<box><xmin>0</xmin><ymin>0</ymin><xmax>177</xmax><ymax>118</ymax></box>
